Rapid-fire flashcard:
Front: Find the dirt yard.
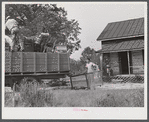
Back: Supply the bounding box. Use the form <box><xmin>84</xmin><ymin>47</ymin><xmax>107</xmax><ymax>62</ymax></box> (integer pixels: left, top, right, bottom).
<box><xmin>96</xmin><ymin>83</ymin><xmax>144</xmax><ymax>89</ymax></box>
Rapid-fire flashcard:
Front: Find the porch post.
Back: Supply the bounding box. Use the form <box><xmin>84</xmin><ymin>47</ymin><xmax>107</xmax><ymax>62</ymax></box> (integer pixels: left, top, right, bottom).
<box><xmin>99</xmin><ymin>53</ymin><xmax>103</xmax><ymax>84</ymax></box>
<box><xmin>127</xmin><ymin>51</ymin><xmax>130</xmax><ymax>75</ymax></box>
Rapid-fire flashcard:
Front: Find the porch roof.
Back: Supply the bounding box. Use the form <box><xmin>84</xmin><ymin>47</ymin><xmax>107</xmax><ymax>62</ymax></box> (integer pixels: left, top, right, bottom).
<box><xmin>101</xmin><ymin>39</ymin><xmax>144</xmax><ymax>53</ymax></box>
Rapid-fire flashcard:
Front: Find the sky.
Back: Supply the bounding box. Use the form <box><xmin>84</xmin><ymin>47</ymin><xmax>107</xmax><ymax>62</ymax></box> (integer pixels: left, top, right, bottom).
<box><xmin>55</xmin><ymin>2</ymin><xmax>145</xmax><ymax>60</ymax></box>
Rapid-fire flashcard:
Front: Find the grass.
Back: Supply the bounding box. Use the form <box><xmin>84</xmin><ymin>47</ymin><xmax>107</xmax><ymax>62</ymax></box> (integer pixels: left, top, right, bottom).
<box><xmin>5</xmin><ymin>75</ymin><xmax>144</xmax><ymax>107</ymax></box>
<box><xmin>5</xmin><ymin>82</ymin><xmax>144</xmax><ymax>107</ymax></box>
<box><xmin>53</xmin><ymin>88</ymin><xmax>144</xmax><ymax>107</ymax></box>
<box><xmin>5</xmin><ymin>81</ymin><xmax>54</xmax><ymax>107</ymax></box>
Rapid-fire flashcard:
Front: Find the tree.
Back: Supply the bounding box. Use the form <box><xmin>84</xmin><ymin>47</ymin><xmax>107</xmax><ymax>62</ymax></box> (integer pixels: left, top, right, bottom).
<box><xmin>5</xmin><ymin>4</ymin><xmax>81</xmax><ymax>54</ymax></box>
<box><xmin>81</xmin><ymin>46</ymin><xmax>100</xmax><ymax>65</ymax></box>
<box><xmin>69</xmin><ymin>58</ymin><xmax>86</xmax><ymax>75</ymax></box>
<box><xmin>69</xmin><ymin>58</ymin><xmax>78</xmax><ymax>75</ymax></box>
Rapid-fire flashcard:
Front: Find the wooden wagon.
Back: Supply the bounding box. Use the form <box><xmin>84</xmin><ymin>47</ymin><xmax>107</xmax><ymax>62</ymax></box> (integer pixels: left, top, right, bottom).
<box><xmin>5</xmin><ymin>51</ymin><xmax>70</xmax><ymax>88</ymax></box>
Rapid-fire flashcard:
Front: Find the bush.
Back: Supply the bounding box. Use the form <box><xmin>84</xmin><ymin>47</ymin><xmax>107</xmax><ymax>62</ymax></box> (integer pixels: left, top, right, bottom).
<box><xmin>5</xmin><ymin>79</ymin><xmax>54</xmax><ymax>107</ymax></box>
<box><xmin>19</xmin><ymin>81</ymin><xmax>54</xmax><ymax>107</ymax></box>
<box><xmin>5</xmin><ymin>92</ymin><xmax>13</xmax><ymax>107</ymax></box>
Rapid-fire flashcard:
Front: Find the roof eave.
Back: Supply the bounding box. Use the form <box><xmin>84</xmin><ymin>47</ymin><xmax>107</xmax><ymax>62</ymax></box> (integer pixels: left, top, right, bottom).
<box><xmin>97</xmin><ymin>34</ymin><xmax>144</xmax><ymax>42</ymax></box>
<box><xmin>101</xmin><ymin>48</ymin><xmax>144</xmax><ymax>53</ymax></box>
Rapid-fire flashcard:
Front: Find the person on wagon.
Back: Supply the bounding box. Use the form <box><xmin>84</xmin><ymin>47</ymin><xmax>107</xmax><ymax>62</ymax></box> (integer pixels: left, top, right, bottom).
<box><xmin>5</xmin><ymin>16</ymin><xmax>24</xmax><ymax>51</ymax></box>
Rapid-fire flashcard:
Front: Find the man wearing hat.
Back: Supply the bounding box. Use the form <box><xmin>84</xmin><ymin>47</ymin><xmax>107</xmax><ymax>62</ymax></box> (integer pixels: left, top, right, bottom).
<box><xmin>5</xmin><ymin>16</ymin><xmax>24</xmax><ymax>51</ymax></box>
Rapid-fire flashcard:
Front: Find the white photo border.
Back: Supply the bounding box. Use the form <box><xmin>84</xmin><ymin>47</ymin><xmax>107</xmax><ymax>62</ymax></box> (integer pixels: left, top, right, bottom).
<box><xmin>2</xmin><ymin>1</ymin><xmax>148</xmax><ymax>120</ymax></box>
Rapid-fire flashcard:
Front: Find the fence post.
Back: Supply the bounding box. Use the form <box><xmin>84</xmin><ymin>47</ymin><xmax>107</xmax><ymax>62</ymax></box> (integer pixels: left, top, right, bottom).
<box><xmin>127</xmin><ymin>51</ymin><xmax>131</xmax><ymax>75</ymax></box>
<box><xmin>85</xmin><ymin>74</ymin><xmax>89</xmax><ymax>89</ymax></box>
<box><xmin>100</xmin><ymin>53</ymin><xmax>103</xmax><ymax>85</ymax></box>
<box><xmin>69</xmin><ymin>76</ymin><xmax>73</xmax><ymax>89</ymax></box>
<box><xmin>12</xmin><ymin>82</ymin><xmax>16</xmax><ymax>107</ymax></box>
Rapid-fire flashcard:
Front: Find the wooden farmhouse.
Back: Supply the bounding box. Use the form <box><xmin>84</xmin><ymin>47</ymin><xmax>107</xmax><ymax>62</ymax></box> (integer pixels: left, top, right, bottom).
<box><xmin>97</xmin><ymin>17</ymin><xmax>144</xmax><ymax>76</ymax></box>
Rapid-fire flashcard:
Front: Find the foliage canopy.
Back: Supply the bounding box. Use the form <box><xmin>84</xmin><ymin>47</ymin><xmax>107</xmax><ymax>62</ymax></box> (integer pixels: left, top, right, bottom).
<box><xmin>5</xmin><ymin>4</ymin><xmax>81</xmax><ymax>53</ymax></box>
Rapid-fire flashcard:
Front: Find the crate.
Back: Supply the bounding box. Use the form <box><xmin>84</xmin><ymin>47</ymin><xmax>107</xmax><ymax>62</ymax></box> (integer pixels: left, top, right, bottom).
<box><xmin>23</xmin><ymin>38</ymin><xmax>34</xmax><ymax>52</ymax></box>
<box><xmin>24</xmin><ymin>43</ymin><xmax>34</xmax><ymax>52</ymax></box>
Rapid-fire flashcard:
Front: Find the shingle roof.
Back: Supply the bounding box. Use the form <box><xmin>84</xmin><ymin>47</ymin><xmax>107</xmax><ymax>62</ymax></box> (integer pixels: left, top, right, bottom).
<box><xmin>101</xmin><ymin>38</ymin><xmax>144</xmax><ymax>53</ymax></box>
<box><xmin>97</xmin><ymin>18</ymin><xmax>144</xmax><ymax>41</ymax></box>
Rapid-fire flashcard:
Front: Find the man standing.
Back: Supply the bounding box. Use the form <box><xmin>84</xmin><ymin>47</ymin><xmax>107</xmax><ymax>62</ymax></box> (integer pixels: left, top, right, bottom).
<box><xmin>85</xmin><ymin>58</ymin><xmax>99</xmax><ymax>90</ymax></box>
<box><xmin>5</xmin><ymin>16</ymin><xmax>24</xmax><ymax>51</ymax></box>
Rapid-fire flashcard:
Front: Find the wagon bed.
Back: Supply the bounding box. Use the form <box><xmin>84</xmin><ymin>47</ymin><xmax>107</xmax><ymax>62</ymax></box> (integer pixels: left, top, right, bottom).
<box><xmin>5</xmin><ymin>52</ymin><xmax>70</xmax><ymax>87</ymax></box>
<box><xmin>5</xmin><ymin>52</ymin><xmax>70</xmax><ymax>74</ymax></box>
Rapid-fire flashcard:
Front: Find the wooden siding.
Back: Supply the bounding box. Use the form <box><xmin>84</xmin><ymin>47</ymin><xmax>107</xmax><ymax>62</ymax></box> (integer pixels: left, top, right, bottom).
<box><xmin>5</xmin><ymin>52</ymin><xmax>70</xmax><ymax>73</ymax></box>
<box><xmin>102</xmin><ymin>53</ymin><xmax>110</xmax><ymax>76</ymax></box>
<box><xmin>131</xmin><ymin>50</ymin><xmax>144</xmax><ymax>74</ymax></box>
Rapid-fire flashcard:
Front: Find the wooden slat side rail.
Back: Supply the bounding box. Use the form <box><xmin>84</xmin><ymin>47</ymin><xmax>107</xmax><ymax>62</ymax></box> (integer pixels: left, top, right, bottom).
<box><xmin>36</xmin><ymin>53</ymin><xmax>47</xmax><ymax>72</ymax></box>
<box><xmin>59</xmin><ymin>53</ymin><xmax>69</xmax><ymax>72</ymax></box>
<box><xmin>23</xmin><ymin>52</ymin><xmax>34</xmax><ymax>72</ymax></box>
<box><xmin>45</xmin><ymin>53</ymin><xmax>48</xmax><ymax>73</ymax></box>
<box><xmin>10</xmin><ymin>52</ymin><xmax>12</xmax><ymax>73</ymax></box>
<box><xmin>57</xmin><ymin>52</ymin><xmax>60</xmax><ymax>72</ymax></box>
<box><xmin>20</xmin><ymin>52</ymin><xmax>23</xmax><ymax>73</ymax></box>
<box><xmin>5</xmin><ymin>52</ymin><xmax>12</xmax><ymax>73</ymax></box>
<box><xmin>68</xmin><ymin>53</ymin><xmax>70</xmax><ymax>71</ymax></box>
<box><xmin>34</xmin><ymin>52</ymin><xmax>36</xmax><ymax>73</ymax></box>
<box><xmin>5</xmin><ymin>52</ymin><xmax>70</xmax><ymax>73</ymax></box>
<box><xmin>11</xmin><ymin>52</ymin><xmax>22</xmax><ymax>72</ymax></box>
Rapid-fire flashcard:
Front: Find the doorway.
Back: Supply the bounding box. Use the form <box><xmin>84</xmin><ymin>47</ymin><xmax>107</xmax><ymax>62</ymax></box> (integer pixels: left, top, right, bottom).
<box><xmin>118</xmin><ymin>52</ymin><xmax>129</xmax><ymax>74</ymax></box>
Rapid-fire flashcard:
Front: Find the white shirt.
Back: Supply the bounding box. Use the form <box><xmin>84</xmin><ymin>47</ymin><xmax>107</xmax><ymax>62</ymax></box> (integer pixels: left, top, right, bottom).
<box><xmin>5</xmin><ymin>19</ymin><xmax>19</xmax><ymax>31</ymax></box>
<box><xmin>5</xmin><ymin>35</ymin><xmax>13</xmax><ymax>47</ymax></box>
<box><xmin>86</xmin><ymin>62</ymin><xmax>99</xmax><ymax>73</ymax></box>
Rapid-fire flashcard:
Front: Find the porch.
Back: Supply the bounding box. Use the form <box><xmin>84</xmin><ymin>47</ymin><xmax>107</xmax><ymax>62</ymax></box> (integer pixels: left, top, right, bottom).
<box><xmin>102</xmin><ymin>50</ymin><xmax>144</xmax><ymax>76</ymax></box>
